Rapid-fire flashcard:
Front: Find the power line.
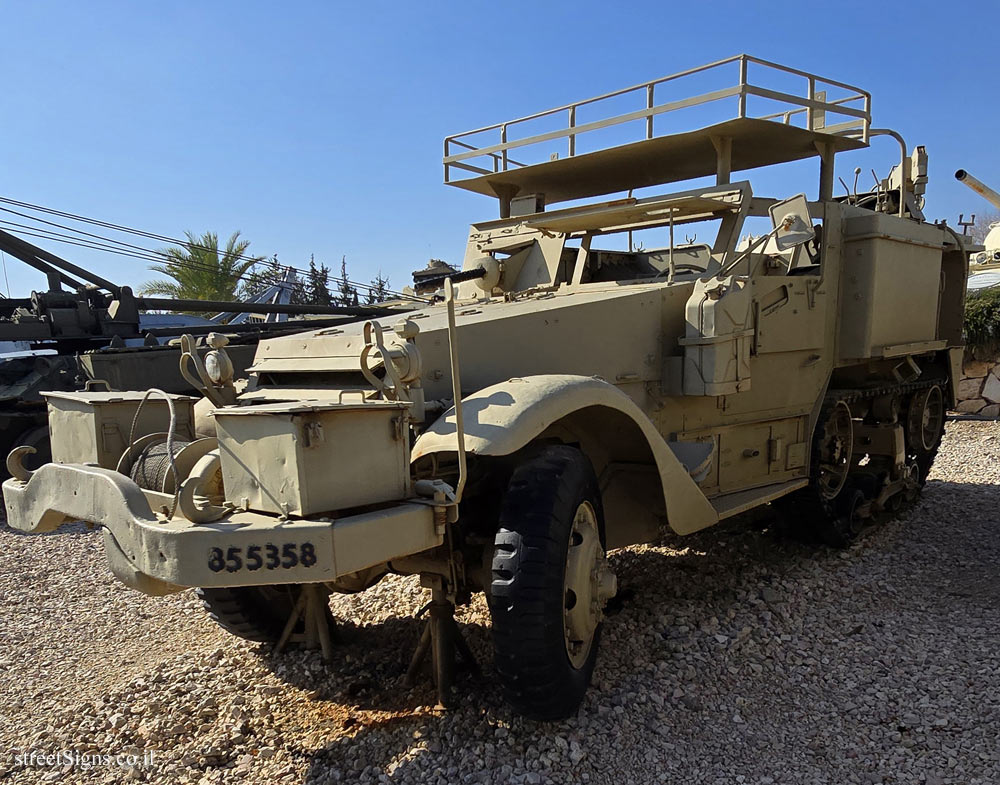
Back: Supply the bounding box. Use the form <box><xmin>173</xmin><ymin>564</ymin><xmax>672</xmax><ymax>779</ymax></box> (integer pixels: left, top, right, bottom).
<box><xmin>0</xmin><ymin>251</ymin><xmax>10</xmax><ymax>298</ymax></box>
<box><xmin>0</xmin><ymin>194</ymin><xmax>428</xmax><ymax>303</ymax></box>
<box><xmin>0</xmin><ymin>194</ymin><xmax>423</xmax><ymax>301</ymax></box>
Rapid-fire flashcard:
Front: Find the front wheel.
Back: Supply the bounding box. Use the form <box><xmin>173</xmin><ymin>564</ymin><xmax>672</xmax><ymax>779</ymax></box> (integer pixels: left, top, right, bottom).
<box><xmin>196</xmin><ymin>584</ymin><xmax>330</xmax><ymax>643</ymax></box>
<box><xmin>490</xmin><ymin>445</ymin><xmax>617</xmax><ymax>720</ymax></box>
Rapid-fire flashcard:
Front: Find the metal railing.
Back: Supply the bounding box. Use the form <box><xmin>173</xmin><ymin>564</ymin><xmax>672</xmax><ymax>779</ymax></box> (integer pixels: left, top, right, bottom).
<box><xmin>443</xmin><ymin>54</ymin><xmax>871</xmax><ymax>184</ymax></box>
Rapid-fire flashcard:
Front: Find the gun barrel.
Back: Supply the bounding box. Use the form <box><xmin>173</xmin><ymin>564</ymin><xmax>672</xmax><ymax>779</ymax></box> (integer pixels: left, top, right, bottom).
<box><xmin>956</xmin><ymin>169</ymin><xmax>1000</xmax><ymax>211</ymax></box>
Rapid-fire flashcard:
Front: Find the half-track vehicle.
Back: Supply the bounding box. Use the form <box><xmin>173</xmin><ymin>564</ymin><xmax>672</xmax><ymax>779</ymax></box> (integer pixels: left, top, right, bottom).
<box><xmin>3</xmin><ymin>55</ymin><xmax>969</xmax><ymax>719</ymax></box>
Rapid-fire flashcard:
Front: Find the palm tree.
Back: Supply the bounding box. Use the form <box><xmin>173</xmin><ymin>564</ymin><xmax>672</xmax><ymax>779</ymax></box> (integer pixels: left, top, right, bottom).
<box><xmin>140</xmin><ymin>230</ymin><xmax>263</xmax><ymax>303</ymax></box>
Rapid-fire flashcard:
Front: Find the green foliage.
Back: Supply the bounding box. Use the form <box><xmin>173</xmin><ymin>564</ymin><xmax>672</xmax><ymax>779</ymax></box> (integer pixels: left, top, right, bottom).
<box><xmin>366</xmin><ymin>270</ymin><xmax>391</xmax><ymax>305</ymax></box>
<box><xmin>307</xmin><ymin>256</ymin><xmax>333</xmax><ymax>306</ymax></box>
<box><xmin>239</xmin><ymin>254</ymin><xmax>284</xmax><ymax>300</ymax></box>
<box><xmin>337</xmin><ymin>256</ymin><xmax>359</xmax><ymax>306</ymax></box>
<box><xmin>141</xmin><ymin>230</ymin><xmax>263</xmax><ymax>304</ymax></box>
<box><xmin>964</xmin><ymin>287</ymin><xmax>1000</xmax><ymax>355</ymax></box>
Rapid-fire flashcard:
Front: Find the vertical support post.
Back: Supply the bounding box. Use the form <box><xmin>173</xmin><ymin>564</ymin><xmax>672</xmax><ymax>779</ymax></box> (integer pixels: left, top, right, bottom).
<box><xmin>429</xmin><ymin>589</ymin><xmax>456</xmax><ymax>708</ymax></box>
<box><xmin>568</xmin><ymin>106</ymin><xmax>576</xmax><ymax>157</ymax></box>
<box><xmin>711</xmin><ymin>136</ymin><xmax>732</xmax><ymax>185</ymax></box>
<box><xmin>863</xmin><ymin>95</ymin><xmax>871</xmax><ymax>144</ymax></box>
<box><xmin>646</xmin><ymin>84</ymin><xmax>654</xmax><ymax>139</ymax></box>
<box><xmin>807</xmin><ymin>77</ymin><xmax>815</xmax><ymax>130</ymax></box>
<box><xmin>817</xmin><ymin>141</ymin><xmax>835</xmax><ymax>202</ymax></box>
<box><xmin>501</xmin><ymin>125</ymin><xmax>508</xmax><ymax>172</ymax></box>
<box><xmin>572</xmin><ymin>233</ymin><xmax>592</xmax><ymax>286</ymax></box>
<box><xmin>667</xmin><ymin>210</ymin><xmax>676</xmax><ymax>284</ymax></box>
<box><xmin>737</xmin><ymin>56</ymin><xmax>748</xmax><ymax>117</ymax></box>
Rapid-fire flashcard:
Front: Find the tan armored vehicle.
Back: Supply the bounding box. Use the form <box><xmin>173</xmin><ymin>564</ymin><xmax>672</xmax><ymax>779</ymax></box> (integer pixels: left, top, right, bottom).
<box><xmin>3</xmin><ymin>56</ymin><xmax>969</xmax><ymax>719</ymax></box>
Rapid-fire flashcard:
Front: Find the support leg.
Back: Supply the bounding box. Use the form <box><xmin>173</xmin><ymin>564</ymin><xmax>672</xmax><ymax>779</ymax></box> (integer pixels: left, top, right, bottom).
<box><xmin>403</xmin><ymin>585</ymin><xmax>480</xmax><ymax>709</ymax></box>
<box><xmin>430</xmin><ymin>595</ymin><xmax>456</xmax><ymax>707</ymax></box>
<box><xmin>273</xmin><ymin>584</ymin><xmax>334</xmax><ymax>661</ymax></box>
<box><xmin>404</xmin><ymin>625</ymin><xmax>432</xmax><ymax>687</ymax></box>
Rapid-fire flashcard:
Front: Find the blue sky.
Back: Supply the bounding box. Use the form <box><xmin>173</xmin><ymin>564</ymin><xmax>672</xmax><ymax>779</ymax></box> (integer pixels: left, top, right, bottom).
<box><xmin>1</xmin><ymin>0</ymin><xmax>997</xmax><ymax>298</ymax></box>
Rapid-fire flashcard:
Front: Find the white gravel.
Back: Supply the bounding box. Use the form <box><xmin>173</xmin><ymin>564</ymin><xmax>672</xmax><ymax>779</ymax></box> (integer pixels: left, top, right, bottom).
<box><xmin>1</xmin><ymin>420</ymin><xmax>998</xmax><ymax>784</ymax></box>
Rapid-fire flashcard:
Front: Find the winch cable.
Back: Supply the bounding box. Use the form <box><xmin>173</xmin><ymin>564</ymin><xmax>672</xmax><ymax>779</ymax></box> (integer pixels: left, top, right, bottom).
<box><xmin>118</xmin><ymin>389</ymin><xmax>181</xmax><ymax>519</ymax></box>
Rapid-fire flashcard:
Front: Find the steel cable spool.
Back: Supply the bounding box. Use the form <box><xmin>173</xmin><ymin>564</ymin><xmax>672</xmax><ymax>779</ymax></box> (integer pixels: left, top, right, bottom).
<box><xmin>130</xmin><ymin>438</ymin><xmax>191</xmax><ymax>493</ymax></box>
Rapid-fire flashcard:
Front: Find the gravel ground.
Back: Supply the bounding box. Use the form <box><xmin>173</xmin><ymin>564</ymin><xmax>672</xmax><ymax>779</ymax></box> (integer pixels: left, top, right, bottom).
<box><xmin>1</xmin><ymin>420</ymin><xmax>998</xmax><ymax>784</ymax></box>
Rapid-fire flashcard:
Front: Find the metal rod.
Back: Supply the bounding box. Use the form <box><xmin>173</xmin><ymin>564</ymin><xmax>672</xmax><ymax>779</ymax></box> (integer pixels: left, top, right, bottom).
<box><xmin>869</xmin><ymin>128</ymin><xmax>908</xmax><ymax>218</ymax></box>
<box><xmin>646</xmin><ymin>84</ymin><xmax>654</xmax><ymax>139</ymax></box>
<box><xmin>138</xmin><ymin>317</ymin><xmax>352</xmax><ymax>339</ymax></box>
<box><xmin>274</xmin><ymin>589</ymin><xmax>308</xmax><ymax>654</ymax></box>
<box><xmin>444</xmin><ymin>277</ymin><xmax>467</xmax><ymax>505</ymax></box>
<box><xmin>807</xmin><ymin>76</ymin><xmax>815</xmax><ymax>130</ymax></box>
<box><xmin>568</xmin><ymin>106</ymin><xmax>575</xmax><ymax>157</ymax></box>
<box><xmin>404</xmin><ymin>625</ymin><xmax>432</xmax><ymax>686</ymax></box>
<box><xmin>0</xmin><ymin>229</ymin><xmax>89</xmax><ymax>291</ymax></box>
<box><xmin>429</xmin><ymin>593</ymin><xmax>456</xmax><ymax>708</ymax></box>
<box><xmin>737</xmin><ymin>56</ymin><xmax>748</xmax><ymax>117</ymax></box>
<box><xmin>668</xmin><ymin>210</ymin><xmax>676</xmax><ymax>283</ymax></box>
<box><xmin>313</xmin><ymin>588</ymin><xmax>333</xmax><ymax>663</ymax></box>
<box><xmin>0</xmin><ymin>227</ymin><xmax>121</xmax><ymax>295</ymax></box>
<box><xmin>444</xmin><ymin>85</ymin><xmax>743</xmax><ymax>165</ymax></box>
<box><xmin>138</xmin><ymin>297</ymin><xmax>390</xmax><ymax>317</ymax></box>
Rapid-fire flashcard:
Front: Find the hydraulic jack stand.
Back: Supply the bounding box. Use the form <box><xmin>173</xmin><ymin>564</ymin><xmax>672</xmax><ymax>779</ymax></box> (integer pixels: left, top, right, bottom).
<box><xmin>274</xmin><ymin>584</ymin><xmax>335</xmax><ymax>662</ymax></box>
<box><xmin>404</xmin><ymin>585</ymin><xmax>480</xmax><ymax>709</ymax></box>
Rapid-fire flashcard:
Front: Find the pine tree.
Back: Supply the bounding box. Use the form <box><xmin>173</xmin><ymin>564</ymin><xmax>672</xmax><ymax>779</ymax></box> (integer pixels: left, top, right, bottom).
<box><xmin>337</xmin><ymin>256</ymin><xmax>358</xmax><ymax>306</ymax></box>
<box><xmin>366</xmin><ymin>270</ymin><xmax>391</xmax><ymax>304</ymax></box>
<box><xmin>306</xmin><ymin>255</ymin><xmax>333</xmax><ymax>306</ymax></box>
<box><xmin>290</xmin><ymin>262</ymin><xmax>309</xmax><ymax>305</ymax></box>
<box><xmin>238</xmin><ymin>253</ymin><xmax>283</xmax><ymax>300</ymax></box>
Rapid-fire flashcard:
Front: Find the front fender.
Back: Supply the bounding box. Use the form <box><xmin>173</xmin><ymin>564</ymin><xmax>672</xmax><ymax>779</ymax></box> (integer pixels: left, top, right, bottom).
<box><xmin>412</xmin><ymin>374</ymin><xmax>718</xmax><ymax>535</ymax></box>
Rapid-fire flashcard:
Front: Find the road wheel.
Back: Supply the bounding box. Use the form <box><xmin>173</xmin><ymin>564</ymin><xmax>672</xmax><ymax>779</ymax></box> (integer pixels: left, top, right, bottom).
<box><xmin>775</xmin><ymin>398</ymin><xmax>856</xmax><ymax>546</ymax></box>
<box><xmin>819</xmin><ymin>487</ymin><xmax>866</xmax><ymax>547</ymax></box>
<box><xmin>906</xmin><ymin>384</ymin><xmax>945</xmax><ymax>485</ymax></box>
<box><xmin>196</xmin><ymin>584</ymin><xmax>329</xmax><ymax>643</ymax></box>
<box><xmin>815</xmin><ymin>400</ymin><xmax>854</xmax><ymax>502</ymax></box>
<box><xmin>490</xmin><ymin>445</ymin><xmax>617</xmax><ymax>720</ymax></box>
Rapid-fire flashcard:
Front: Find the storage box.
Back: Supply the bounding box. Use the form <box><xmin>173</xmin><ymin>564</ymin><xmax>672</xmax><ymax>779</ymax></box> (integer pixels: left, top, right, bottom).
<box><xmin>44</xmin><ymin>391</ymin><xmax>196</xmax><ymax>469</ymax></box>
<box><xmin>214</xmin><ymin>400</ymin><xmax>412</xmax><ymax>516</ymax></box>
<box><xmin>839</xmin><ymin>214</ymin><xmax>944</xmax><ymax>360</ymax></box>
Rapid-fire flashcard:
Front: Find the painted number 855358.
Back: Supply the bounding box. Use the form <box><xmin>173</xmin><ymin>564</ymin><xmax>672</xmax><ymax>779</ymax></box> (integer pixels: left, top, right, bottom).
<box><xmin>207</xmin><ymin>543</ymin><xmax>317</xmax><ymax>573</ymax></box>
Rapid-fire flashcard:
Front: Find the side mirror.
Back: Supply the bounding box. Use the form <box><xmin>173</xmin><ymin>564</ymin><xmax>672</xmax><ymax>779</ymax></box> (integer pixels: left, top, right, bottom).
<box><xmin>769</xmin><ymin>194</ymin><xmax>814</xmax><ymax>250</ymax></box>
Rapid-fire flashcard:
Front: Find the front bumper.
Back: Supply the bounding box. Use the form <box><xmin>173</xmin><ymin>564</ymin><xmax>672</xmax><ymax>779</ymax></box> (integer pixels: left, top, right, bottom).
<box><xmin>3</xmin><ymin>463</ymin><xmax>442</xmax><ymax>595</ymax></box>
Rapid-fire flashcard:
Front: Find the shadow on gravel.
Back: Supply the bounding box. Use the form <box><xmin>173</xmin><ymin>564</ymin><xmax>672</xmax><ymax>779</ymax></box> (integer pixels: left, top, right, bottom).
<box><xmin>288</xmin><ymin>479</ymin><xmax>1000</xmax><ymax>782</ymax></box>
<box><xmin>257</xmin><ymin>612</ymin><xmax>500</xmax><ymax>711</ymax></box>
<box><xmin>276</xmin><ymin>510</ymin><xmax>844</xmax><ymax>783</ymax></box>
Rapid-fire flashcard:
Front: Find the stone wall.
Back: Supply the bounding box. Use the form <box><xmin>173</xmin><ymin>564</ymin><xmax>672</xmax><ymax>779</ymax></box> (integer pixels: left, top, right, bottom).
<box><xmin>956</xmin><ymin>358</ymin><xmax>1000</xmax><ymax>416</ymax></box>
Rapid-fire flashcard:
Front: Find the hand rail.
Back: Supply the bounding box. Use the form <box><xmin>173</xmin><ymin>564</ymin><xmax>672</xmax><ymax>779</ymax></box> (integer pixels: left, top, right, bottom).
<box><xmin>444</xmin><ymin>54</ymin><xmax>871</xmax><ymax>186</ymax></box>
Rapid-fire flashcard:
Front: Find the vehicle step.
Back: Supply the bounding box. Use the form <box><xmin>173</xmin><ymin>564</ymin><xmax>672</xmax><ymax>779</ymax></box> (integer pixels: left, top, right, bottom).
<box><xmin>710</xmin><ymin>479</ymin><xmax>808</xmax><ymax>520</ymax></box>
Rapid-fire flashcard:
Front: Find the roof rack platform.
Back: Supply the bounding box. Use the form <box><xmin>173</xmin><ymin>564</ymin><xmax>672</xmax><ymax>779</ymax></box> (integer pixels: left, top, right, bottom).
<box><xmin>444</xmin><ymin>55</ymin><xmax>871</xmax><ymax>208</ymax></box>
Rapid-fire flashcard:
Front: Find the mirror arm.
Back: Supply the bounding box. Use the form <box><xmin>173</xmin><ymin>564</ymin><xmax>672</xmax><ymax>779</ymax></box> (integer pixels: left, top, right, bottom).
<box><xmin>720</xmin><ymin>224</ymin><xmax>782</xmax><ymax>276</ymax></box>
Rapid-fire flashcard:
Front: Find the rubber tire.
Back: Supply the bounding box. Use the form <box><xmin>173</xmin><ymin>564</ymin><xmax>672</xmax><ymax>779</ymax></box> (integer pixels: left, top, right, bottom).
<box><xmin>16</xmin><ymin>425</ymin><xmax>52</xmax><ymax>471</ymax></box>
<box><xmin>490</xmin><ymin>445</ymin><xmax>605</xmax><ymax>721</ymax></box>
<box><xmin>0</xmin><ymin>423</ymin><xmax>51</xmax><ymax>480</ymax></box>
<box><xmin>196</xmin><ymin>584</ymin><xmax>311</xmax><ymax>643</ymax></box>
